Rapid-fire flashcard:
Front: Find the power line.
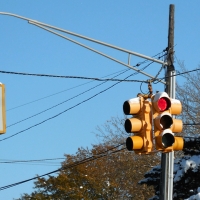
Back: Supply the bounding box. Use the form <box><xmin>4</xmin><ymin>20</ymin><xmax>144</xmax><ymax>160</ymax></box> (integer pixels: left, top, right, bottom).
<box><xmin>1</xmin><ymin>148</ymin><xmax>137</xmax><ymax>165</ymax></box>
<box><xmin>0</xmin><ymin>157</ymin><xmax>65</xmax><ymax>166</ymax></box>
<box><xmin>0</xmin><ymin>162</ymin><xmax>61</xmax><ymax>167</ymax></box>
<box><xmin>0</xmin><ymin>70</ymin><xmax>144</xmax><ymax>82</ymax></box>
<box><xmin>0</xmin><ymin>158</ymin><xmax>65</xmax><ymax>164</ymax></box>
<box><xmin>4</xmin><ymin>52</ymin><xmax>162</xmax><ymax>139</ymax></box>
<box><xmin>0</xmin><ymin>143</ymin><xmax>125</xmax><ymax>191</ymax></box>
<box><xmin>135</xmin><ymin>50</ymin><xmax>166</xmax><ymax>67</ymax></box>
<box><xmin>7</xmin><ymin>69</ymin><xmax>131</xmax><ymax>128</ymax></box>
<box><xmin>153</xmin><ymin>68</ymin><xmax>200</xmax><ymax>83</ymax></box>
<box><xmin>151</xmin><ymin>49</ymin><xmax>200</xmax><ymax>84</ymax></box>
<box><xmin>0</xmin><ymin>50</ymin><xmax>166</xmax><ymax>82</ymax></box>
<box><xmin>176</xmin><ymin>68</ymin><xmax>200</xmax><ymax>77</ymax></box>
<box><xmin>183</xmin><ymin>123</ymin><xmax>200</xmax><ymax>126</ymax></box>
<box><xmin>6</xmin><ymin>60</ymin><xmax>195</xmax><ymax>141</ymax></box>
<box><xmin>3</xmin><ymin>52</ymin><xmax>167</xmax><ymax>83</ymax></box>
<box><xmin>7</xmin><ymin>59</ymin><xmax>154</xmax><ymax>128</ymax></box>
<box><xmin>7</xmin><ymin>69</ymin><xmax>128</xmax><ymax>112</ymax></box>
<box><xmin>2</xmin><ymin>71</ymin><xmax>143</xmax><ymax>141</ymax></box>
<box><xmin>152</xmin><ymin>52</ymin><xmax>167</xmax><ymax>84</ymax></box>
<box><xmin>175</xmin><ymin>68</ymin><xmax>200</xmax><ymax>78</ymax></box>
<box><xmin>7</xmin><ymin>50</ymin><xmax>166</xmax><ymax>112</ymax></box>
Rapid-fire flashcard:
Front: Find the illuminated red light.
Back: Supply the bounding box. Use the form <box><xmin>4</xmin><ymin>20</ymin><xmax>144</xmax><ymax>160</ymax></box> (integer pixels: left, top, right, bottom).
<box><xmin>158</xmin><ymin>97</ymin><xmax>168</xmax><ymax>111</ymax></box>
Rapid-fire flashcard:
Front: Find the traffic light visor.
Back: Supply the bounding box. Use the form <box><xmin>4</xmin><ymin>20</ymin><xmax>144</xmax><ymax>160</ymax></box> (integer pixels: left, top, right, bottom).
<box><xmin>123</xmin><ymin>98</ymin><xmax>140</xmax><ymax>115</ymax></box>
<box><xmin>124</xmin><ymin>118</ymin><xmax>142</xmax><ymax>133</ymax></box>
<box><xmin>126</xmin><ymin>136</ymin><xmax>143</xmax><ymax>150</ymax></box>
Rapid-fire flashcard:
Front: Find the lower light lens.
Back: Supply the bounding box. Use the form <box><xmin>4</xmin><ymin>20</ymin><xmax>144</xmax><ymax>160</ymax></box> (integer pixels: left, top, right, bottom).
<box><xmin>162</xmin><ymin>133</ymin><xmax>175</xmax><ymax>147</ymax></box>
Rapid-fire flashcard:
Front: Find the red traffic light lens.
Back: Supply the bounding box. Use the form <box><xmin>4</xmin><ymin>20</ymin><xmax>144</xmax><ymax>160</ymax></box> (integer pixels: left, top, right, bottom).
<box><xmin>158</xmin><ymin>97</ymin><xmax>168</xmax><ymax>111</ymax></box>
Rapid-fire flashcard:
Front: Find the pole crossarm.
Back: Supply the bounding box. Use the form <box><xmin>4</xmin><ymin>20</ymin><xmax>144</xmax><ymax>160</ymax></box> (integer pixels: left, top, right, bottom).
<box><xmin>0</xmin><ymin>12</ymin><xmax>167</xmax><ymax>65</ymax></box>
<box><xmin>29</xmin><ymin>21</ymin><xmax>167</xmax><ymax>66</ymax></box>
<box><xmin>30</xmin><ymin>21</ymin><xmax>166</xmax><ymax>84</ymax></box>
<box><xmin>0</xmin><ymin>11</ymin><xmax>166</xmax><ymax>84</ymax></box>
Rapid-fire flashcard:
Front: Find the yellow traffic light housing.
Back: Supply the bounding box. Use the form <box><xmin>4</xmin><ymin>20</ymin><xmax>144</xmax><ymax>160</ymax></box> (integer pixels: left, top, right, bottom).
<box><xmin>123</xmin><ymin>96</ymin><xmax>153</xmax><ymax>154</ymax></box>
<box><xmin>0</xmin><ymin>84</ymin><xmax>6</xmax><ymax>134</ymax></box>
<box><xmin>152</xmin><ymin>92</ymin><xmax>183</xmax><ymax>152</ymax></box>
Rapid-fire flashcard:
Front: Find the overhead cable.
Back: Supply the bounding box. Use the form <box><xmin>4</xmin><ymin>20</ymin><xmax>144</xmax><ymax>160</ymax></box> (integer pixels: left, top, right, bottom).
<box><xmin>152</xmin><ymin>67</ymin><xmax>200</xmax><ymax>83</ymax></box>
<box><xmin>7</xmin><ymin>69</ymin><xmax>130</xmax><ymax>128</ymax></box>
<box><xmin>7</xmin><ymin>50</ymin><xmax>165</xmax><ymax>112</ymax></box>
<box><xmin>7</xmin><ymin>69</ymin><xmax>128</xmax><ymax>112</ymax></box>
<box><xmin>168</xmin><ymin>68</ymin><xmax>200</xmax><ymax>79</ymax></box>
<box><xmin>3</xmin><ymin>53</ymin><xmax>162</xmax><ymax>142</ymax></box>
<box><xmin>1</xmin><ymin>70</ymin><xmax>145</xmax><ymax>141</ymax></box>
<box><xmin>0</xmin><ymin>143</ymin><xmax>125</xmax><ymax>190</ymax></box>
<box><xmin>0</xmin><ymin>70</ymin><xmax>145</xmax><ymax>82</ymax></box>
<box><xmin>0</xmin><ymin>157</ymin><xmax>65</xmax><ymax>164</ymax></box>
<box><xmin>5</xmin><ymin>59</ymin><xmax>196</xmax><ymax>141</ymax></box>
<box><xmin>8</xmin><ymin>58</ymin><xmax>155</xmax><ymax>128</ymax></box>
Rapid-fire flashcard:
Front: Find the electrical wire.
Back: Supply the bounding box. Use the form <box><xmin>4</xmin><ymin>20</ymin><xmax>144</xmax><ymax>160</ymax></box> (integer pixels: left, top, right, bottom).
<box><xmin>0</xmin><ymin>143</ymin><xmax>125</xmax><ymax>191</ymax></box>
<box><xmin>138</xmin><ymin>52</ymin><xmax>166</xmax><ymax>93</ymax></box>
<box><xmin>1</xmin><ymin>71</ymin><xmax>147</xmax><ymax>142</ymax></box>
<box><xmin>183</xmin><ymin>123</ymin><xmax>200</xmax><ymax>126</ymax></box>
<box><xmin>182</xmin><ymin>136</ymin><xmax>200</xmax><ymax>139</ymax></box>
<box><xmin>7</xmin><ymin>69</ymin><xmax>131</xmax><ymax>128</ymax></box>
<box><xmin>138</xmin><ymin>59</ymin><xmax>162</xmax><ymax>94</ymax></box>
<box><xmin>0</xmin><ymin>158</ymin><xmax>65</xmax><ymax>164</ymax></box>
<box><xmin>0</xmin><ymin>149</ymin><xmax>136</xmax><ymax>165</ymax></box>
<box><xmin>0</xmin><ymin>70</ymin><xmax>144</xmax><ymax>82</ymax></box>
<box><xmin>139</xmin><ymin>82</ymin><xmax>146</xmax><ymax>94</ymax></box>
<box><xmin>175</xmin><ymin>68</ymin><xmax>200</xmax><ymax>77</ymax></box>
<box><xmin>7</xmin><ymin>50</ymin><xmax>166</xmax><ymax>112</ymax></box>
<box><xmin>4</xmin><ymin>49</ymin><xmax>166</xmax><ymax>140</ymax></box>
<box><xmin>152</xmin><ymin>68</ymin><xmax>200</xmax><ymax>83</ymax></box>
<box><xmin>0</xmin><ymin>158</ymin><xmax>64</xmax><ymax>166</ymax></box>
<box><xmin>2</xmin><ymin>52</ymin><xmax>167</xmax><ymax>83</ymax></box>
<box><xmin>0</xmin><ymin>163</ymin><xmax>61</xmax><ymax>167</ymax></box>
<box><xmin>5</xmin><ymin>57</ymin><xmax>197</xmax><ymax>142</ymax></box>
<box><xmin>7</xmin><ymin>69</ymin><xmax>128</xmax><ymax>112</ymax></box>
<box><xmin>152</xmin><ymin>52</ymin><xmax>167</xmax><ymax>84</ymax></box>
<box><xmin>7</xmin><ymin>56</ymin><xmax>157</xmax><ymax>128</ymax></box>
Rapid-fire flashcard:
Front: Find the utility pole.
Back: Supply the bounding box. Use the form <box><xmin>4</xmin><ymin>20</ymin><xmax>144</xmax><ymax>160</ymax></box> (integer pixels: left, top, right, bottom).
<box><xmin>159</xmin><ymin>4</ymin><xmax>175</xmax><ymax>200</ymax></box>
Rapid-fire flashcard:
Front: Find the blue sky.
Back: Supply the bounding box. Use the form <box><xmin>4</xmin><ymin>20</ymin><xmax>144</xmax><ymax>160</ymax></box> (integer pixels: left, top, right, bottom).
<box><xmin>0</xmin><ymin>1</ymin><xmax>200</xmax><ymax>199</ymax></box>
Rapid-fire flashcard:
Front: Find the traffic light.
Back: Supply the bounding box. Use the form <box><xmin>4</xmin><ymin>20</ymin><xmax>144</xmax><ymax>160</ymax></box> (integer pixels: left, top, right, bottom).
<box><xmin>0</xmin><ymin>83</ymin><xmax>6</xmax><ymax>134</ymax></box>
<box><xmin>123</xmin><ymin>96</ymin><xmax>153</xmax><ymax>154</ymax></box>
<box><xmin>151</xmin><ymin>92</ymin><xmax>183</xmax><ymax>152</ymax></box>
